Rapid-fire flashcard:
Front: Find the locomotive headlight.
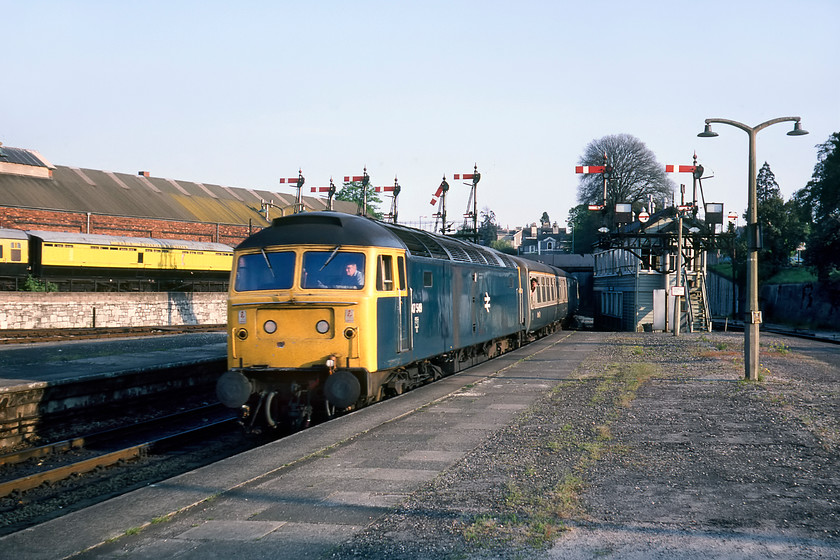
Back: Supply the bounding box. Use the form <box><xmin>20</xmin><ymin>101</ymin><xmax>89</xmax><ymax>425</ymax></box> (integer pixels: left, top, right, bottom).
<box><xmin>264</xmin><ymin>320</ymin><xmax>277</xmax><ymax>334</ymax></box>
<box><xmin>315</xmin><ymin>320</ymin><xmax>330</xmax><ymax>334</ymax></box>
<box><xmin>236</xmin><ymin>328</ymin><xmax>248</xmax><ymax>340</ymax></box>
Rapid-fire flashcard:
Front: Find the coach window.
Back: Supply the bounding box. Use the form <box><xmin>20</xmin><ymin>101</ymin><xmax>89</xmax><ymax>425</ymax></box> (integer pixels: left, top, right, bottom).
<box><xmin>377</xmin><ymin>255</ymin><xmax>394</xmax><ymax>291</ymax></box>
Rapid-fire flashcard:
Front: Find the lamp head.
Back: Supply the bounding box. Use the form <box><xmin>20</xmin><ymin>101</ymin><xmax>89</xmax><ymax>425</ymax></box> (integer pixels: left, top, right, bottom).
<box><xmin>787</xmin><ymin>121</ymin><xmax>809</xmax><ymax>136</ymax></box>
<box><xmin>698</xmin><ymin>123</ymin><xmax>719</xmax><ymax>138</ymax></box>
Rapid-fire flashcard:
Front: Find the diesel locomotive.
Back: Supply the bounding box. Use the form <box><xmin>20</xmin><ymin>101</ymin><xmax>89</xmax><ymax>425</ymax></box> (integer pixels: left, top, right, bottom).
<box><xmin>216</xmin><ymin>212</ymin><xmax>578</xmax><ymax>431</ymax></box>
<box><xmin>0</xmin><ymin>228</ymin><xmax>232</xmax><ymax>291</ymax></box>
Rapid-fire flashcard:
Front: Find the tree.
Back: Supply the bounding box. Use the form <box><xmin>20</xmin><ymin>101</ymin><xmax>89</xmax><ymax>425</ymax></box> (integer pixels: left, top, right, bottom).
<box><xmin>796</xmin><ymin>133</ymin><xmax>840</xmax><ymax>282</ymax></box>
<box><xmin>755</xmin><ymin>161</ymin><xmax>806</xmax><ymax>278</ymax></box>
<box><xmin>577</xmin><ymin>134</ymin><xmax>674</xmax><ymax>224</ymax></box>
<box><xmin>756</xmin><ymin>161</ymin><xmax>781</xmax><ymax>202</ymax></box>
<box><xmin>335</xmin><ymin>180</ymin><xmax>383</xmax><ymax>219</ymax></box>
<box><xmin>566</xmin><ymin>204</ymin><xmax>601</xmax><ymax>254</ymax></box>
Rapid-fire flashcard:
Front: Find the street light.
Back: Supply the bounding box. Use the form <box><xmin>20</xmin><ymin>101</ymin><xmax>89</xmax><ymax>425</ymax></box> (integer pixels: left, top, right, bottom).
<box><xmin>698</xmin><ymin>116</ymin><xmax>808</xmax><ymax>380</ymax></box>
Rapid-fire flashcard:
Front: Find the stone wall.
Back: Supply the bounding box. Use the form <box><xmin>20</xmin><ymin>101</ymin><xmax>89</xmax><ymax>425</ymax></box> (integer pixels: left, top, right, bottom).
<box><xmin>0</xmin><ymin>292</ymin><xmax>227</xmax><ymax>329</ymax></box>
<box><xmin>761</xmin><ymin>282</ymin><xmax>839</xmax><ymax>329</ymax></box>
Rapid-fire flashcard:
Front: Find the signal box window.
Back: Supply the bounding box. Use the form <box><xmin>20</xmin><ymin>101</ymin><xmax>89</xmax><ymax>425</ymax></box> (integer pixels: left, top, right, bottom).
<box><xmin>235</xmin><ymin>251</ymin><xmax>295</xmax><ymax>291</ymax></box>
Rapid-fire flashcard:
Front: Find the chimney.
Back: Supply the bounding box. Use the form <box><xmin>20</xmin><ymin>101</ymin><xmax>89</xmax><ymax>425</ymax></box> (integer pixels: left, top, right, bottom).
<box><xmin>138</xmin><ymin>171</ymin><xmax>150</xmax><ymax>177</ymax></box>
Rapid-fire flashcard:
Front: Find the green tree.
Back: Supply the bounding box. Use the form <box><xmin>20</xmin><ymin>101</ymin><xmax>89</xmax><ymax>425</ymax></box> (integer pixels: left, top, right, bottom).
<box><xmin>755</xmin><ymin>161</ymin><xmax>806</xmax><ymax>278</ymax></box>
<box><xmin>490</xmin><ymin>239</ymin><xmax>516</xmax><ymax>254</ymax></box>
<box><xmin>577</xmin><ymin>134</ymin><xmax>674</xmax><ymax>225</ymax></box>
<box><xmin>796</xmin><ymin>132</ymin><xmax>840</xmax><ymax>282</ymax></box>
<box><xmin>335</xmin><ymin>180</ymin><xmax>383</xmax><ymax>219</ymax></box>
<box><xmin>566</xmin><ymin>204</ymin><xmax>601</xmax><ymax>254</ymax></box>
<box><xmin>756</xmin><ymin>161</ymin><xmax>781</xmax><ymax>202</ymax></box>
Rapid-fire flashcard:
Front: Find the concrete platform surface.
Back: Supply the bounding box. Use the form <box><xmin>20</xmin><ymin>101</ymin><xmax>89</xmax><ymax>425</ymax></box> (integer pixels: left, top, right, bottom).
<box><xmin>0</xmin><ymin>333</ymin><xmax>227</xmax><ymax>389</ymax></box>
<box><xmin>0</xmin><ymin>330</ymin><xmax>604</xmax><ymax>559</ymax></box>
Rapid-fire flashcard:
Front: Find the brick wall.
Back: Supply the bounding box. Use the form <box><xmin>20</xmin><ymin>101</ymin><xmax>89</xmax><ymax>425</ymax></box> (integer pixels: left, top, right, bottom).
<box><xmin>0</xmin><ymin>207</ymin><xmax>259</xmax><ymax>246</ymax></box>
<box><xmin>0</xmin><ymin>292</ymin><xmax>227</xmax><ymax>329</ymax></box>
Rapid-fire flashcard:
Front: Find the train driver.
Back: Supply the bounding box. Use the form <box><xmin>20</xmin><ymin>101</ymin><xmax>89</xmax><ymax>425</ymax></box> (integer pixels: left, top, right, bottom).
<box><xmin>339</xmin><ymin>260</ymin><xmax>364</xmax><ymax>289</ymax></box>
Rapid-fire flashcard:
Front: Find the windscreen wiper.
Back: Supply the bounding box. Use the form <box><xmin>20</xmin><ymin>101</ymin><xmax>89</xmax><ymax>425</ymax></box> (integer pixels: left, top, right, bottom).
<box><xmin>319</xmin><ymin>245</ymin><xmax>341</xmax><ymax>271</ymax></box>
<box><xmin>261</xmin><ymin>248</ymin><xmax>276</xmax><ymax>278</ymax></box>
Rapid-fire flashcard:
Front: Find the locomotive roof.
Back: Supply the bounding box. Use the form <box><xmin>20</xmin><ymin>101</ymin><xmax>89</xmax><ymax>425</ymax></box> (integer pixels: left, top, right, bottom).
<box><xmin>27</xmin><ymin>230</ymin><xmax>232</xmax><ymax>252</ymax></box>
<box><xmin>237</xmin><ymin>212</ymin><xmax>518</xmax><ymax>268</ymax></box>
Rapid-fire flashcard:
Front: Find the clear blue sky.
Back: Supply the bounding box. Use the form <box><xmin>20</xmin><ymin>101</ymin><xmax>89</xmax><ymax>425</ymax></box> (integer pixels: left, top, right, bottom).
<box><xmin>3</xmin><ymin>0</ymin><xmax>838</xmax><ymax>230</ymax></box>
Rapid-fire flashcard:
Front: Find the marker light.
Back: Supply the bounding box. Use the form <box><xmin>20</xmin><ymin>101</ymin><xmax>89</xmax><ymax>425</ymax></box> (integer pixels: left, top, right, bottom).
<box><xmin>316</xmin><ymin>320</ymin><xmax>330</xmax><ymax>334</ymax></box>
<box><xmin>264</xmin><ymin>320</ymin><xmax>277</xmax><ymax>334</ymax></box>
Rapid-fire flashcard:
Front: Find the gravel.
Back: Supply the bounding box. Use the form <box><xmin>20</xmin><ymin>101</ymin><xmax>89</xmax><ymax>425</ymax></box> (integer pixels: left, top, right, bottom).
<box><xmin>329</xmin><ymin>331</ymin><xmax>840</xmax><ymax>559</ymax></box>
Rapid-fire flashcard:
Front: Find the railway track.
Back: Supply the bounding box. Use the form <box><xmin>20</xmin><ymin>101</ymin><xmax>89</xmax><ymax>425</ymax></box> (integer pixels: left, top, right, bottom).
<box><xmin>0</xmin><ymin>404</ymin><xmax>238</xmax><ymax>499</ymax></box>
<box><xmin>713</xmin><ymin>319</ymin><xmax>840</xmax><ymax>344</ymax></box>
<box><xmin>0</xmin><ymin>324</ymin><xmax>225</xmax><ymax>344</ymax></box>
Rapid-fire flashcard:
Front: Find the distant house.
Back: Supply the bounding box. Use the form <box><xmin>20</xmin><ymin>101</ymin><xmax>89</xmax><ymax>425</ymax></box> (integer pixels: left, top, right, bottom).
<box><xmin>517</xmin><ymin>222</ymin><xmax>571</xmax><ymax>255</ymax></box>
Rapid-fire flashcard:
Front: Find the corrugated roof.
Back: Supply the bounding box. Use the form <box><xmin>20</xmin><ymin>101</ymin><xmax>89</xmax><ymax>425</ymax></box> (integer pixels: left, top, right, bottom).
<box><xmin>0</xmin><ymin>154</ymin><xmax>359</xmax><ymax>226</ymax></box>
<box><xmin>0</xmin><ymin>146</ymin><xmax>51</xmax><ymax>167</ymax></box>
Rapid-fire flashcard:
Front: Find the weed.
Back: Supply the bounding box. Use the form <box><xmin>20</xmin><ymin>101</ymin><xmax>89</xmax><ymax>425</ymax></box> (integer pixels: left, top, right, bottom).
<box><xmin>151</xmin><ymin>515</ymin><xmax>171</xmax><ymax>524</ymax></box>
<box><xmin>767</xmin><ymin>341</ymin><xmax>790</xmax><ymax>355</ymax></box>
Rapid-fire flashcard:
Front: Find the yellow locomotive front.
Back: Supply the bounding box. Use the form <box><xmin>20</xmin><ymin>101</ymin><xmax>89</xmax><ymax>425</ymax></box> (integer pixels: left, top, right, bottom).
<box><xmin>216</xmin><ymin>212</ymin><xmax>406</xmax><ymax>430</ymax></box>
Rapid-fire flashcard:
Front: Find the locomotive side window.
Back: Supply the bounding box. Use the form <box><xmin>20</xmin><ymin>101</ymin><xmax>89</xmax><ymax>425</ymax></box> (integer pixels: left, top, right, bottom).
<box><xmin>235</xmin><ymin>251</ymin><xmax>295</xmax><ymax>291</ymax></box>
<box><xmin>377</xmin><ymin>255</ymin><xmax>394</xmax><ymax>291</ymax></box>
<box><xmin>397</xmin><ymin>256</ymin><xmax>406</xmax><ymax>290</ymax></box>
<box><xmin>302</xmin><ymin>251</ymin><xmax>365</xmax><ymax>290</ymax></box>
<box><xmin>423</xmin><ymin>271</ymin><xmax>433</xmax><ymax>288</ymax></box>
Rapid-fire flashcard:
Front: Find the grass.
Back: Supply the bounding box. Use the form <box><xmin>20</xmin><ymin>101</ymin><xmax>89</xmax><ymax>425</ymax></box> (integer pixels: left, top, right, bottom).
<box><xmin>461</xmin><ymin>349</ymin><xmax>659</xmax><ymax>550</ymax></box>
<box><xmin>765</xmin><ymin>267</ymin><xmax>817</xmax><ymax>284</ymax></box>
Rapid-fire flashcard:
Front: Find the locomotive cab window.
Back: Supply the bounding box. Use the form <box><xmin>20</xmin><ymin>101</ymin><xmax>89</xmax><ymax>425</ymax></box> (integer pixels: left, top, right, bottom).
<box><xmin>302</xmin><ymin>251</ymin><xmax>365</xmax><ymax>290</ymax></box>
<box><xmin>235</xmin><ymin>251</ymin><xmax>295</xmax><ymax>291</ymax></box>
<box><xmin>398</xmin><ymin>256</ymin><xmax>406</xmax><ymax>290</ymax></box>
<box><xmin>376</xmin><ymin>255</ymin><xmax>394</xmax><ymax>291</ymax></box>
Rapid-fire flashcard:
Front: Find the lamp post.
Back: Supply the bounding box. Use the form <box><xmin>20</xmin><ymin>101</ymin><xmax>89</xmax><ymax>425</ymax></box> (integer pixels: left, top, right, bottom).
<box><xmin>698</xmin><ymin>116</ymin><xmax>808</xmax><ymax>380</ymax></box>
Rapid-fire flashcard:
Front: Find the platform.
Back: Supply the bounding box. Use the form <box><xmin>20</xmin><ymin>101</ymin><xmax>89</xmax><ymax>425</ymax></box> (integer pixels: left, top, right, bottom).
<box><xmin>0</xmin><ymin>333</ymin><xmax>227</xmax><ymax>390</ymax></box>
<box><xmin>0</xmin><ymin>330</ymin><xmax>602</xmax><ymax>559</ymax></box>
